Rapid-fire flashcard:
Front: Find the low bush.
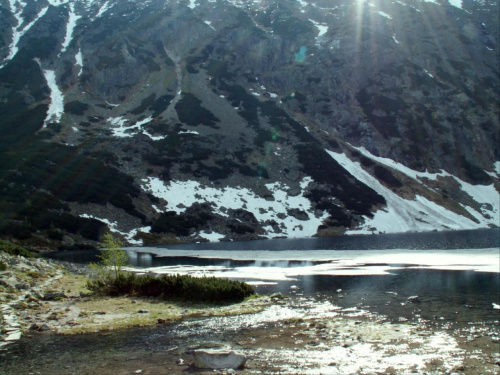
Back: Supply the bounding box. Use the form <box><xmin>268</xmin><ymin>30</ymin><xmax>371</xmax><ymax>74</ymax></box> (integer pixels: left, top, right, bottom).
<box><xmin>0</xmin><ymin>260</ymin><xmax>7</xmax><ymax>271</ymax></box>
<box><xmin>0</xmin><ymin>240</ymin><xmax>37</xmax><ymax>258</ymax></box>
<box><xmin>87</xmin><ymin>273</ymin><xmax>255</xmax><ymax>302</ymax></box>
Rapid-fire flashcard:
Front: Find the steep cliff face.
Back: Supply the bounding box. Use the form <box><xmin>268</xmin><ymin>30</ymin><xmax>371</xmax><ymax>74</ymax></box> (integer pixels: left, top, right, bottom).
<box><xmin>0</xmin><ymin>0</ymin><xmax>498</xmax><ymax>248</ymax></box>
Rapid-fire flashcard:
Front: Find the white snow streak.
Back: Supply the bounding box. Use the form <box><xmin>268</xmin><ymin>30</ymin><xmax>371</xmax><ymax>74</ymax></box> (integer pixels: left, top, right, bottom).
<box><xmin>75</xmin><ymin>49</ymin><xmax>83</xmax><ymax>76</ymax></box>
<box><xmin>35</xmin><ymin>60</ymin><xmax>64</xmax><ymax>127</ymax></box>
<box><xmin>107</xmin><ymin>116</ymin><xmax>159</xmax><ymax>139</ymax></box>
<box><xmin>494</xmin><ymin>161</ymin><xmax>500</xmax><ymax>175</ymax></box>
<box><xmin>377</xmin><ymin>11</ymin><xmax>392</xmax><ymax>19</ymax></box>
<box><xmin>94</xmin><ymin>1</ymin><xmax>111</xmax><ymax>19</ymax></box>
<box><xmin>448</xmin><ymin>0</ymin><xmax>463</xmax><ymax>9</ymax></box>
<box><xmin>352</xmin><ymin>146</ymin><xmax>500</xmax><ymax>227</ymax></box>
<box><xmin>204</xmin><ymin>20</ymin><xmax>215</xmax><ymax>30</ymax></box>
<box><xmin>60</xmin><ymin>4</ymin><xmax>81</xmax><ymax>54</ymax></box>
<box><xmin>2</xmin><ymin>4</ymin><xmax>49</xmax><ymax>67</ymax></box>
<box><xmin>46</xmin><ymin>0</ymin><xmax>70</xmax><ymax>6</ymax></box>
<box><xmin>325</xmin><ymin>150</ymin><xmax>488</xmax><ymax>234</ymax></box>
<box><xmin>80</xmin><ymin>214</ymin><xmax>150</xmax><ymax>245</ymax></box>
<box><xmin>309</xmin><ymin>19</ymin><xmax>328</xmax><ymax>38</ymax></box>
<box><xmin>198</xmin><ymin>230</ymin><xmax>225</xmax><ymax>242</ymax></box>
<box><xmin>392</xmin><ymin>35</ymin><xmax>400</xmax><ymax>44</ymax></box>
<box><xmin>141</xmin><ymin>177</ymin><xmax>328</xmax><ymax>239</ymax></box>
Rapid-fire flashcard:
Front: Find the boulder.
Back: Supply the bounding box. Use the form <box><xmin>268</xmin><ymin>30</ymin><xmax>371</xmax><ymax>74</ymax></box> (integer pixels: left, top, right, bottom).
<box><xmin>193</xmin><ymin>349</ymin><xmax>247</xmax><ymax>370</ymax></box>
<box><xmin>42</xmin><ymin>292</ymin><xmax>68</xmax><ymax>301</ymax></box>
<box><xmin>407</xmin><ymin>296</ymin><xmax>421</xmax><ymax>303</ymax></box>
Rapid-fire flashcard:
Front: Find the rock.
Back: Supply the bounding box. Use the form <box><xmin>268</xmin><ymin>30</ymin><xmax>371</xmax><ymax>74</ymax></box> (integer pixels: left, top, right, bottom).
<box><xmin>176</xmin><ymin>359</ymin><xmax>184</xmax><ymax>365</ymax></box>
<box><xmin>287</xmin><ymin>208</ymin><xmax>309</xmax><ymax>221</ymax></box>
<box><xmin>4</xmin><ymin>331</ymin><xmax>22</xmax><ymax>341</ymax></box>
<box><xmin>29</xmin><ymin>323</ymin><xmax>40</xmax><ymax>330</ymax></box>
<box><xmin>193</xmin><ymin>349</ymin><xmax>247</xmax><ymax>370</ymax></box>
<box><xmin>137</xmin><ymin>309</ymin><xmax>149</xmax><ymax>314</ymax></box>
<box><xmin>42</xmin><ymin>292</ymin><xmax>68</xmax><ymax>301</ymax></box>
<box><xmin>15</xmin><ymin>283</ymin><xmax>30</xmax><ymax>290</ymax></box>
<box><xmin>407</xmin><ymin>296</ymin><xmax>421</xmax><ymax>303</ymax></box>
<box><xmin>38</xmin><ymin>324</ymin><xmax>50</xmax><ymax>331</ymax></box>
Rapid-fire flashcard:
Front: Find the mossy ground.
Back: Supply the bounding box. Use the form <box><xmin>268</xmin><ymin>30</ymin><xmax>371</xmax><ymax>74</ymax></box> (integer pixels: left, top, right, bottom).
<box><xmin>26</xmin><ymin>272</ymin><xmax>268</xmax><ymax>335</ymax></box>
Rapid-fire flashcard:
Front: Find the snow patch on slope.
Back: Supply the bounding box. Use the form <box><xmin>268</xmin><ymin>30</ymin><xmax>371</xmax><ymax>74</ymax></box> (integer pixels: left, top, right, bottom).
<box><xmin>80</xmin><ymin>214</ymin><xmax>150</xmax><ymax>245</ymax></box>
<box><xmin>1</xmin><ymin>4</ymin><xmax>49</xmax><ymax>68</ymax></box>
<box><xmin>107</xmin><ymin>116</ymin><xmax>164</xmax><ymax>140</ymax></box>
<box><xmin>448</xmin><ymin>0</ymin><xmax>463</xmax><ymax>9</ymax></box>
<box><xmin>326</xmin><ymin>150</ymin><xmax>488</xmax><ymax>234</ymax></box>
<box><xmin>75</xmin><ymin>49</ymin><xmax>83</xmax><ymax>76</ymax></box>
<box><xmin>35</xmin><ymin>60</ymin><xmax>64</xmax><ymax>127</ymax></box>
<box><xmin>309</xmin><ymin>19</ymin><xmax>328</xmax><ymax>39</ymax></box>
<box><xmin>94</xmin><ymin>1</ymin><xmax>112</xmax><ymax>19</ymax></box>
<box><xmin>141</xmin><ymin>177</ymin><xmax>328</xmax><ymax>239</ymax></box>
<box><xmin>60</xmin><ymin>3</ymin><xmax>81</xmax><ymax>54</ymax></box>
<box><xmin>352</xmin><ymin>146</ymin><xmax>499</xmax><ymax>227</ymax></box>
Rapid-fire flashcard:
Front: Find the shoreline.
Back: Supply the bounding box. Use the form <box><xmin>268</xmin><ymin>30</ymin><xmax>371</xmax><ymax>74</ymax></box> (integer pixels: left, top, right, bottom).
<box><xmin>1</xmin><ymin>252</ymin><xmax>499</xmax><ymax>374</ymax></box>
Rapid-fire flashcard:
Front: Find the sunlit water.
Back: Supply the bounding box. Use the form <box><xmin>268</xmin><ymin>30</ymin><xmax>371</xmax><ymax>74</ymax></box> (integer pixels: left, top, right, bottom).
<box><xmin>5</xmin><ymin>229</ymin><xmax>499</xmax><ymax>374</ymax></box>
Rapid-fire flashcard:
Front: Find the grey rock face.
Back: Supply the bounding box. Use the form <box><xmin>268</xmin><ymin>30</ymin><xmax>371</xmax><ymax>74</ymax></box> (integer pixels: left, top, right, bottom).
<box><xmin>0</xmin><ymin>0</ymin><xmax>498</xmax><ymax>246</ymax></box>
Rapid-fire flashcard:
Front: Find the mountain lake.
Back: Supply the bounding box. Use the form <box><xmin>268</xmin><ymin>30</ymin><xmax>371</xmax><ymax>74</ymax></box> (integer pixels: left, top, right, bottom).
<box><xmin>1</xmin><ymin>229</ymin><xmax>499</xmax><ymax>374</ymax></box>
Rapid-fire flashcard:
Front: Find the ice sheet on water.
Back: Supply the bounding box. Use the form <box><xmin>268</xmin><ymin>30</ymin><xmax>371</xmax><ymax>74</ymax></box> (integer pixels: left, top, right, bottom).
<box><xmin>123</xmin><ymin>248</ymin><xmax>499</xmax><ymax>281</ymax></box>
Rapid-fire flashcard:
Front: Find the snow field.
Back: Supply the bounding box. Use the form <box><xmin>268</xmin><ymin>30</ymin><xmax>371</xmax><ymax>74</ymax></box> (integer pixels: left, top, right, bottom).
<box><xmin>141</xmin><ymin>177</ymin><xmax>328</xmax><ymax>239</ymax></box>
<box><xmin>352</xmin><ymin>146</ymin><xmax>499</xmax><ymax>227</ymax></box>
<box><xmin>326</xmin><ymin>150</ymin><xmax>490</xmax><ymax>234</ymax></box>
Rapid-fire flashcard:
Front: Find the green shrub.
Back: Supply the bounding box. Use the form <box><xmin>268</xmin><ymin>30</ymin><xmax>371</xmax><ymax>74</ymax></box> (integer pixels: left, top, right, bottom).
<box><xmin>87</xmin><ymin>273</ymin><xmax>255</xmax><ymax>302</ymax></box>
<box><xmin>0</xmin><ymin>240</ymin><xmax>37</xmax><ymax>258</ymax></box>
<box><xmin>0</xmin><ymin>260</ymin><xmax>7</xmax><ymax>271</ymax></box>
<box><xmin>89</xmin><ymin>234</ymin><xmax>129</xmax><ymax>287</ymax></box>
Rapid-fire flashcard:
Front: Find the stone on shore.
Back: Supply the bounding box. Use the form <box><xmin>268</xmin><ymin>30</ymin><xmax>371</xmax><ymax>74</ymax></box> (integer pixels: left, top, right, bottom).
<box><xmin>193</xmin><ymin>349</ymin><xmax>247</xmax><ymax>370</ymax></box>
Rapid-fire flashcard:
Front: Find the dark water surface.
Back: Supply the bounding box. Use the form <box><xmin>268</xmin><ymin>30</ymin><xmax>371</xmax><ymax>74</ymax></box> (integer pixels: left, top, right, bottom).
<box><xmin>4</xmin><ymin>229</ymin><xmax>499</xmax><ymax>374</ymax></box>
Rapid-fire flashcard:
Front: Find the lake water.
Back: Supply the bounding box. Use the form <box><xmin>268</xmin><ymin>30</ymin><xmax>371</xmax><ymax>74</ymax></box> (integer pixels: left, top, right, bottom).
<box><xmin>46</xmin><ymin>229</ymin><xmax>500</xmax><ymax>327</ymax></box>
<box><xmin>7</xmin><ymin>229</ymin><xmax>499</xmax><ymax>374</ymax></box>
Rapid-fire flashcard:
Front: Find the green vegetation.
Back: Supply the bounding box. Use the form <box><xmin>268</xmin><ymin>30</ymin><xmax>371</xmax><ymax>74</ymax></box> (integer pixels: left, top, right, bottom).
<box><xmin>88</xmin><ymin>273</ymin><xmax>255</xmax><ymax>302</ymax></box>
<box><xmin>86</xmin><ymin>234</ymin><xmax>254</xmax><ymax>302</ymax></box>
<box><xmin>175</xmin><ymin>93</ymin><xmax>220</xmax><ymax>127</ymax></box>
<box><xmin>0</xmin><ymin>260</ymin><xmax>7</xmax><ymax>271</ymax></box>
<box><xmin>0</xmin><ymin>240</ymin><xmax>37</xmax><ymax>258</ymax></box>
<box><xmin>89</xmin><ymin>233</ymin><xmax>129</xmax><ymax>285</ymax></box>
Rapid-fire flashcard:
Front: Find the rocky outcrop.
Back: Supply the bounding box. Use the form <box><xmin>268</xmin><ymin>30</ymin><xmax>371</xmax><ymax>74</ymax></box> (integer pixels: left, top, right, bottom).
<box><xmin>0</xmin><ymin>0</ymin><xmax>498</xmax><ymax>247</ymax></box>
<box><xmin>0</xmin><ymin>252</ymin><xmax>63</xmax><ymax>348</ymax></box>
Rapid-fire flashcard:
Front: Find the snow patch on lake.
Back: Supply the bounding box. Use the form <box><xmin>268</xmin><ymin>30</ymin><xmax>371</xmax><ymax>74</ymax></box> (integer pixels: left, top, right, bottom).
<box><xmin>326</xmin><ymin>150</ymin><xmax>489</xmax><ymax>234</ymax></box>
<box><xmin>141</xmin><ymin>177</ymin><xmax>328</xmax><ymax>239</ymax></box>
<box><xmin>123</xmin><ymin>248</ymin><xmax>500</xmax><ymax>280</ymax></box>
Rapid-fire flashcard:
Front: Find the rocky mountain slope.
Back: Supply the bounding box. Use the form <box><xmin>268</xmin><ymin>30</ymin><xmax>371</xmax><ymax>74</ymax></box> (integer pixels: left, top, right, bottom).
<box><xmin>0</xmin><ymin>0</ymin><xmax>498</xmax><ymax>248</ymax></box>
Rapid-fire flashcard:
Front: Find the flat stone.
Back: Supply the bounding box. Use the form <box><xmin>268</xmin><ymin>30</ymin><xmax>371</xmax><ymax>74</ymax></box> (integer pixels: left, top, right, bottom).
<box><xmin>194</xmin><ymin>349</ymin><xmax>247</xmax><ymax>370</ymax></box>
<box><xmin>4</xmin><ymin>331</ymin><xmax>22</xmax><ymax>341</ymax></box>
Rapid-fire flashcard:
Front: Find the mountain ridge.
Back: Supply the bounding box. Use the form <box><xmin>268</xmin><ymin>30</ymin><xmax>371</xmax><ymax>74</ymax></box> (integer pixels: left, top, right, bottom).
<box><xmin>0</xmin><ymin>0</ymin><xmax>498</xmax><ymax>249</ymax></box>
